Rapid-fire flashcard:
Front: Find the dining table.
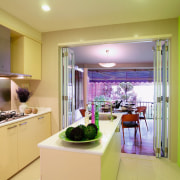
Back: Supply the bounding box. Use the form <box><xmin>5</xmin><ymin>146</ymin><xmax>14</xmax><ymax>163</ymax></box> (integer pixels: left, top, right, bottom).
<box><xmin>114</xmin><ymin>106</ymin><xmax>137</xmax><ymax>114</ymax></box>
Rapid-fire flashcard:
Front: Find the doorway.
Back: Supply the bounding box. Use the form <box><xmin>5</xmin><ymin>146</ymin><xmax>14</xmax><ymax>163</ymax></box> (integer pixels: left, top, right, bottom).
<box><xmin>60</xmin><ymin>39</ymin><xmax>169</xmax><ymax>157</ymax></box>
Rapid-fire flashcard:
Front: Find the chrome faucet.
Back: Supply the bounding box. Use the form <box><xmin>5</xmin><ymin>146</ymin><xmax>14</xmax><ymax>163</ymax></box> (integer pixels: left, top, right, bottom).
<box><xmin>93</xmin><ymin>100</ymin><xmax>113</xmax><ymax>120</ymax></box>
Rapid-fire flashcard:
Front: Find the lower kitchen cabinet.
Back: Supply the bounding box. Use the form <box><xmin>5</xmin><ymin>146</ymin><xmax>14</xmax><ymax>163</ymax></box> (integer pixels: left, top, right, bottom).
<box><xmin>0</xmin><ymin>123</ymin><xmax>19</xmax><ymax>180</ymax></box>
<box><xmin>0</xmin><ymin>112</ymin><xmax>51</xmax><ymax>180</ymax></box>
<box><xmin>35</xmin><ymin>113</ymin><xmax>51</xmax><ymax>144</ymax></box>
<box><xmin>18</xmin><ymin>118</ymin><xmax>39</xmax><ymax>169</ymax></box>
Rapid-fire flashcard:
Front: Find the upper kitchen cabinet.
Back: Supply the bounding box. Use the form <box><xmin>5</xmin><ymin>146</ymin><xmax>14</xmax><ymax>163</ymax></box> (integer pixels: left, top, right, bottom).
<box><xmin>11</xmin><ymin>36</ymin><xmax>42</xmax><ymax>80</ymax></box>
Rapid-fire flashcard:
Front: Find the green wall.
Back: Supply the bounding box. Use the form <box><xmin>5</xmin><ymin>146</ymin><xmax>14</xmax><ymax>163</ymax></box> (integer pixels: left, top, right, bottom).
<box><xmin>178</xmin><ymin>16</ymin><xmax>180</xmax><ymax>167</ymax></box>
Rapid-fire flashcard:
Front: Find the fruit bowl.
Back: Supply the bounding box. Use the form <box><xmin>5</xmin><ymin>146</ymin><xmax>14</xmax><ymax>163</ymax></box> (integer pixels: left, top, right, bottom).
<box><xmin>59</xmin><ymin>131</ymin><xmax>102</xmax><ymax>143</ymax></box>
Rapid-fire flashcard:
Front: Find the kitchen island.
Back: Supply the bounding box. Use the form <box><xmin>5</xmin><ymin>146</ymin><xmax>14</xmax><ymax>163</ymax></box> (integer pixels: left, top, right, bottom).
<box><xmin>38</xmin><ymin>113</ymin><xmax>122</xmax><ymax>180</ymax></box>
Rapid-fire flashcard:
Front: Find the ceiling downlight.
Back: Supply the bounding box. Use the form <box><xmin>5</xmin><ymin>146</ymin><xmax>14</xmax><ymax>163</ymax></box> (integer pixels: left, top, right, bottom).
<box><xmin>42</xmin><ymin>5</ymin><xmax>51</xmax><ymax>12</ymax></box>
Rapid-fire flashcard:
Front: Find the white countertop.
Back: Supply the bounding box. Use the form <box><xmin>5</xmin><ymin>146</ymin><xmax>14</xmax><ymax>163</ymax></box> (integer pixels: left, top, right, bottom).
<box><xmin>0</xmin><ymin>107</ymin><xmax>51</xmax><ymax>128</ymax></box>
<box><xmin>38</xmin><ymin>113</ymin><xmax>122</xmax><ymax>156</ymax></box>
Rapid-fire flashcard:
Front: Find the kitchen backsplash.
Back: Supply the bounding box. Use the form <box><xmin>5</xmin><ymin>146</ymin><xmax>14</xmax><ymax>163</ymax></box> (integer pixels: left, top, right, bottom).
<box><xmin>0</xmin><ymin>79</ymin><xmax>11</xmax><ymax>111</ymax></box>
<box><xmin>0</xmin><ymin>78</ymin><xmax>44</xmax><ymax>112</ymax></box>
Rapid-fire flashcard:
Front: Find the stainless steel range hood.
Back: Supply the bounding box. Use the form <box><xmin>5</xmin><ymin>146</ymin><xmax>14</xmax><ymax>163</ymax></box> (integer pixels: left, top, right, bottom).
<box><xmin>0</xmin><ymin>25</ymin><xmax>31</xmax><ymax>78</ymax></box>
<box><xmin>0</xmin><ymin>71</ymin><xmax>32</xmax><ymax>77</ymax></box>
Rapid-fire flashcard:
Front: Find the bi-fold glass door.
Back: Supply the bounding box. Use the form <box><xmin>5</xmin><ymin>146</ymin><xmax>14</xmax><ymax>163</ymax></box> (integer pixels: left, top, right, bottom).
<box><xmin>153</xmin><ymin>40</ymin><xmax>169</xmax><ymax>158</ymax></box>
<box><xmin>60</xmin><ymin>48</ymin><xmax>75</xmax><ymax>129</ymax></box>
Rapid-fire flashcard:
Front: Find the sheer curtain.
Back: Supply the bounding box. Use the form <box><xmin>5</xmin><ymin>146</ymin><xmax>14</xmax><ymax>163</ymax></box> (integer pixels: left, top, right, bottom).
<box><xmin>88</xmin><ymin>81</ymin><xmax>154</xmax><ymax>103</ymax></box>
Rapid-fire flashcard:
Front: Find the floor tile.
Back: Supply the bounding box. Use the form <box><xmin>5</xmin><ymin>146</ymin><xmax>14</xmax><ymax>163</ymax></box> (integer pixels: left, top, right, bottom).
<box><xmin>9</xmin><ymin>153</ymin><xmax>180</xmax><ymax>180</ymax></box>
<box><xmin>9</xmin><ymin>158</ymin><xmax>40</xmax><ymax>180</ymax></box>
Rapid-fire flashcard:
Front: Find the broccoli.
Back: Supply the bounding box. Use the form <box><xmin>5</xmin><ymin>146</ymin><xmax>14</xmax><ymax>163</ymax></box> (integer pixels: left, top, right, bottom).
<box><xmin>65</xmin><ymin>127</ymin><xmax>74</xmax><ymax>139</ymax></box>
<box><xmin>85</xmin><ymin>125</ymin><xmax>97</xmax><ymax>140</ymax></box>
<box><xmin>77</xmin><ymin>124</ymin><xmax>87</xmax><ymax>132</ymax></box>
<box><xmin>65</xmin><ymin>124</ymin><xmax>98</xmax><ymax>141</ymax></box>
<box><xmin>70</xmin><ymin>127</ymin><xmax>84</xmax><ymax>141</ymax></box>
<box><xmin>87</xmin><ymin>123</ymin><xmax>98</xmax><ymax>133</ymax></box>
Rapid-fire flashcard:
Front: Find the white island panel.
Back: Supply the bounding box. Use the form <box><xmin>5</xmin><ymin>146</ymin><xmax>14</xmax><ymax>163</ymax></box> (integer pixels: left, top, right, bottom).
<box><xmin>38</xmin><ymin>113</ymin><xmax>122</xmax><ymax>180</ymax></box>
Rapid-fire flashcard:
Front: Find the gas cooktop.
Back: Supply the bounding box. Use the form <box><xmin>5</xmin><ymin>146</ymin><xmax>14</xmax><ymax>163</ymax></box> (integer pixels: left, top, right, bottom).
<box><xmin>0</xmin><ymin>111</ymin><xmax>28</xmax><ymax>124</ymax></box>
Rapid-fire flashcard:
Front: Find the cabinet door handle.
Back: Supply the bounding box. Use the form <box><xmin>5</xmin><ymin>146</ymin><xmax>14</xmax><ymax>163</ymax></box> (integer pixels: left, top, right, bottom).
<box><xmin>7</xmin><ymin>125</ymin><xmax>17</xmax><ymax>130</ymax></box>
<box><xmin>38</xmin><ymin>116</ymin><xmax>44</xmax><ymax>120</ymax></box>
<box><xmin>19</xmin><ymin>122</ymin><xmax>27</xmax><ymax>126</ymax></box>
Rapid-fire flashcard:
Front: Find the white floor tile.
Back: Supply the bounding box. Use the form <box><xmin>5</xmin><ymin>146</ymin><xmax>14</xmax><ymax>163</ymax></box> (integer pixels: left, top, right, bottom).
<box><xmin>9</xmin><ymin>154</ymin><xmax>180</xmax><ymax>180</ymax></box>
<box><xmin>9</xmin><ymin>158</ymin><xmax>40</xmax><ymax>180</ymax></box>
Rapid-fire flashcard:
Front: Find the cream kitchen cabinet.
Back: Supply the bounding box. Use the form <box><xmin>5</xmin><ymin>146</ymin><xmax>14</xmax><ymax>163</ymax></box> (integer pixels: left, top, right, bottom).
<box><xmin>11</xmin><ymin>36</ymin><xmax>42</xmax><ymax>80</ymax></box>
<box><xmin>35</xmin><ymin>113</ymin><xmax>51</xmax><ymax>144</ymax></box>
<box><xmin>0</xmin><ymin>123</ymin><xmax>19</xmax><ymax>180</ymax></box>
<box><xmin>18</xmin><ymin>113</ymin><xmax>51</xmax><ymax>170</ymax></box>
<box><xmin>18</xmin><ymin>118</ymin><xmax>39</xmax><ymax>169</ymax></box>
<box><xmin>0</xmin><ymin>112</ymin><xmax>51</xmax><ymax>179</ymax></box>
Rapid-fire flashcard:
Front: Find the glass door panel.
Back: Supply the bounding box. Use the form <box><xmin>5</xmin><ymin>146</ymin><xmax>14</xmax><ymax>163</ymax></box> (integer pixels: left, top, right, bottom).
<box><xmin>61</xmin><ymin>48</ymin><xmax>75</xmax><ymax>129</ymax></box>
<box><xmin>161</xmin><ymin>41</ymin><xmax>169</xmax><ymax>157</ymax></box>
<box><xmin>153</xmin><ymin>43</ymin><xmax>157</xmax><ymax>155</ymax></box>
<box><xmin>153</xmin><ymin>40</ymin><xmax>169</xmax><ymax>158</ymax></box>
<box><xmin>154</xmin><ymin>40</ymin><xmax>162</xmax><ymax>157</ymax></box>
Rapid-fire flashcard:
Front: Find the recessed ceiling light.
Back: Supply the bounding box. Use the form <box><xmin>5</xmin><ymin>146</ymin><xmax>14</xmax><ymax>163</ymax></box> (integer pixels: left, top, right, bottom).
<box><xmin>42</xmin><ymin>5</ymin><xmax>51</xmax><ymax>11</ymax></box>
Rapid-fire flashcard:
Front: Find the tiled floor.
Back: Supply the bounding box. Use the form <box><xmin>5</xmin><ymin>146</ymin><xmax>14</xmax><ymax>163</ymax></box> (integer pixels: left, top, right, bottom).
<box><xmin>10</xmin><ymin>159</ymin><xmax>40</xmax><ymax>180</ymax></box>
<box><xmin>118</xmin><ymin>153</ymin><xmax>180</xmax><ymax>180</ymax></box>
<box><xmin>10</xmin><ymin>153</ymin><xmax>180</xmax><ymax>180</ymax></box>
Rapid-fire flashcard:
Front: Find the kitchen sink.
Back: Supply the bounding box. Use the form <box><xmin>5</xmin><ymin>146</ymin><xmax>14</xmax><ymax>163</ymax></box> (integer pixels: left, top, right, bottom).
<box><xmin>89</xmin><ymin>114</ymin><xmax>117</xmax><ymax>120</ymax></box>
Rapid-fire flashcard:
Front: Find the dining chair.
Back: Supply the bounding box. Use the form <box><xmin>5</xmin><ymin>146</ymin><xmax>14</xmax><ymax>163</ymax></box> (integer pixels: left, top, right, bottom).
<box><xmin>135</xmin><ymin>106</ymin><xmax>148</xmax><ymax>130</ymax></box>
<box><xmin>121</xmin><ymin>114</ymin><xmax>142</xmax><ymax>144</ymax></box>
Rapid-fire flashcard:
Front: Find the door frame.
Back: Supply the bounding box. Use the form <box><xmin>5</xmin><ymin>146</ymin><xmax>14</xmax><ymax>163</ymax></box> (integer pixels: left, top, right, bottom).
<box><xmin>58</xmin><ymin>35</ymin><xmax>171</xmax><ymax>159</ymax></box>
<box><xmin>153</xmin><ymin>40</ymin><xmax>170</xmax><ymax>158</ymax></box>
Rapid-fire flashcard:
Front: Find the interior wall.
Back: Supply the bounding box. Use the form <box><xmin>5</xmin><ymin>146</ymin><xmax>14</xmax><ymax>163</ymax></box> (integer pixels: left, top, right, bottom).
<box><xmin>39</xmin><ymin>18</ymin><xmax>178</xmax><ymax>162</ymax></box>
<box><xmin>178</xmin><ymin>16</ymin><xmax>180</xmax><ymax>167</ymax></box>
<box><xmin>0</xmin><ymin>9</ymin><xmax>41</xmax><ymax>42</ymax></box>
<box><xmin>11</xmin><ymin>79</ymin><xmax>44</xmax><ymax>111</ymax></box>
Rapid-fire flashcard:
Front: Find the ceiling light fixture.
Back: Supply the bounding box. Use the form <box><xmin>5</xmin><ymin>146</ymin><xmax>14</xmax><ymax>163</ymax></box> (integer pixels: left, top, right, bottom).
<box><xmin>98</xmin><ymin>50</ymin><xmax>116</xmax><ymax>68</ymax></box>
<box><xmin>42</xmin><ymin>5</ymin><xmax>51</xmax><ymax>11</ymax></box>
<box><xmin>99</xmin><ymin>63</ymin><xmax>116</xmax><ymax>68</ymax></box>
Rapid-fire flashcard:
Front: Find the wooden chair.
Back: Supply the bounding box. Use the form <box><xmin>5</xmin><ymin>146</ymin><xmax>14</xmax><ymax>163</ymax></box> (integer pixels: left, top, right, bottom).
<box><xmin>121</xmin><ymin>114</ymin><xmax>142</xmax><ymax>144</ymax></box>
<box><xmin>135</xmin><ymin>106</ymin><xmax>148</xmax><ymax>130</ymax></box>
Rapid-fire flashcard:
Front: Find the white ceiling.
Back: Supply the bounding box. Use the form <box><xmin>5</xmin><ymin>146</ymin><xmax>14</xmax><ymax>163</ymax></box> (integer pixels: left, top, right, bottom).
<box><xmin>71</xmin><ymin>41</ymin><xmax>155</xmax><ymax>65</ymax></box>
<box><xmin>0</xmin><ymin>0</ymin><xmax>180</xmax><ymax>32</ymax></box>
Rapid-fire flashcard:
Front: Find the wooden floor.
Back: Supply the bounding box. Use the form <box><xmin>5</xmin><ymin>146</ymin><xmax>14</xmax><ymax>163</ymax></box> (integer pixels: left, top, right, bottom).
<box><xmin>121</xmin><ymin>119</ymin><xmax>155</xmax><ymax>156</ymax></box>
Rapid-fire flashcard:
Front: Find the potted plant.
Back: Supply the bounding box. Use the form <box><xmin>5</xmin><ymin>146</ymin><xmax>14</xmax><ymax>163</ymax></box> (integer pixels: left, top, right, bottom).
<box><xmin>16</xmin><ymin>87</ymin><xmax>30</xmax><ymax>113</ymax></box>
<box><xmin>119</xmin><ymin>82</ymin><xmax>134</xmax><ymax>102</ymax></box>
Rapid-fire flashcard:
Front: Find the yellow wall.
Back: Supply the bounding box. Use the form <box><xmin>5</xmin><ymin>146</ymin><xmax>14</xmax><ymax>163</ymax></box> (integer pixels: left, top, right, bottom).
<box><xmin>0</xmin><ymin>9</ymin><xmax>41</xmax><ymax>42</ymax></box>
<box><xmin>0</xmin><ymin>9</ymin><xmax>44</xmax><ymax>125</ymax></box>
<box><xmin>178</xmin><ymin>16</ymin><xmax>180</xmax><ymax>167</ymax></box>
<box><xmin>39</xmin><ymin>18</ymin><xmax>178</xmax><ymax>162</ymax></box>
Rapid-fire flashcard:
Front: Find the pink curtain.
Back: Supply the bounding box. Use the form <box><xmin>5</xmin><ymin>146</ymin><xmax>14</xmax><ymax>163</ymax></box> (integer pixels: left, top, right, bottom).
<box><xmin>88</xmin><ymin>82</ymin><xmax>120</xmax><ymax>102</ymax></box>
<box><xmin>88</xmin><ymin>81</ymin><xmax>153</xmax><ymax>102</ymax></box>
